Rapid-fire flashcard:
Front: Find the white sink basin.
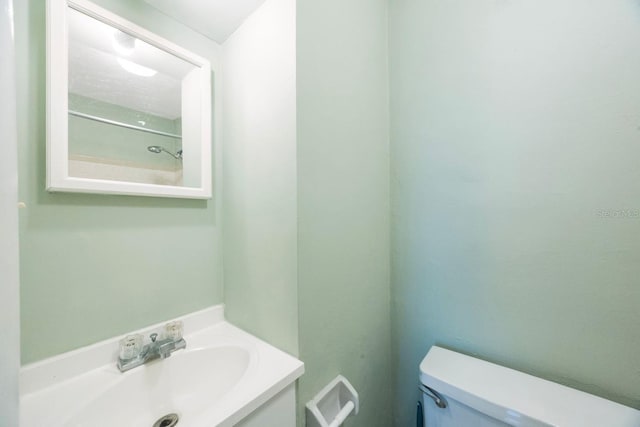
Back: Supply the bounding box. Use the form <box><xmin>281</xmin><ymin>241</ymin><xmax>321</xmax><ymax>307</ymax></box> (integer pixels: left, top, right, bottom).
<box><xmin>20</xmin><ymin>307</ymin><xmax>304</xmax><ymax>427</ymax></box>
<box><xmin>64</xmin><ymin>346</ymin><xmax>251</xmax><ymax>426</ymax></box>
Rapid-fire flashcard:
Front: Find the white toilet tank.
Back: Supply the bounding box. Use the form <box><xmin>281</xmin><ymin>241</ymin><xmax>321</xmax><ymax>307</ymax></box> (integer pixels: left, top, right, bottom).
<box><xmin>419</xmin><ymin>346</ymin><xmax>640</xmax><ymax>427</ymax></box>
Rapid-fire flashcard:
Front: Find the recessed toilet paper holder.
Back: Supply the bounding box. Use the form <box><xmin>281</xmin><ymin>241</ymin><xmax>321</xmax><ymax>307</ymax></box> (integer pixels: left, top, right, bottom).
<box><xmin>306</xmin><ymin>375</ymin><xmax>359</xmax><ymax>427</ymax></box>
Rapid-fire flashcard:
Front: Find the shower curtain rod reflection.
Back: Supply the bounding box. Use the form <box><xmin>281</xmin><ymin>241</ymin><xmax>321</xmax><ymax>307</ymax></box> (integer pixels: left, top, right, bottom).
<box><xmin>68</xmin><ymin>110</ymin><xmax>182</xmax><ymax>139</ymax></box>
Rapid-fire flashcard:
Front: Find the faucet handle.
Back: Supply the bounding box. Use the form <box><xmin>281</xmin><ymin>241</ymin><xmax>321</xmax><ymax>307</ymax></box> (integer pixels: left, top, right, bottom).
<box><xmin>119</xmin><ymin>334</ymin><xmax>143</xmax><ymax>360</ymax></box>
<box><xmin>150</xmin><ymin>333</ymin><xmax>158</xmax><ymax>342</ymax></box>
<box><xmin>164</xmin><ymin>321</ymin><xmax>184</xmax><ymax>341</ymax></box>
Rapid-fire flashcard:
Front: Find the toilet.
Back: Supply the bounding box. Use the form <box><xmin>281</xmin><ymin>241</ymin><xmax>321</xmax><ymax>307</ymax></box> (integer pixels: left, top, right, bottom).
<box><xmin>419</xmin><ymin>346</ymin><xmax>640</xmax><ymax>427</ymax></box>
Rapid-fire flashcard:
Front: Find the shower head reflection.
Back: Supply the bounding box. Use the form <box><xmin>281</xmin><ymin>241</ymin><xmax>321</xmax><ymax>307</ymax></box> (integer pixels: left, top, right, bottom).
<box><xmin>147</xmin><ymin>145</ymin><xmax>182</xmax><ymax>160</ymax></box>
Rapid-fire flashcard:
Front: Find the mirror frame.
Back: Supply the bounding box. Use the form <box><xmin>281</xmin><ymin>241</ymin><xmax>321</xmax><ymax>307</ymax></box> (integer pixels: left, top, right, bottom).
<box><xmin>46</xmin><ymin>0</ymin><xmax>212</xmax><ymax>199</ymax></box>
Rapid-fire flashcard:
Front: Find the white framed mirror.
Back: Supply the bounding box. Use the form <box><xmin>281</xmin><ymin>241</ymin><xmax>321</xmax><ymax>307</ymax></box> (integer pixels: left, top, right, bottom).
<box><xmin>46</xmin><ymin>0</ymin><xmax>212</xmax><ymax>199</ymax></box>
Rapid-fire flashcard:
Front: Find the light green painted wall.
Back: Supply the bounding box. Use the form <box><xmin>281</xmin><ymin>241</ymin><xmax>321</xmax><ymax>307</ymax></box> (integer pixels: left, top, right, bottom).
<box><xmin>16</xmin><ymin>0</ymin><xmax>223</xmax><ymax>364</ymax></box>
<box><xmin>222</xmin><ymin>0</ymin><xmax>299</xmax><ymax>357</ymax></box>
<box><xmin>390</xmin><ymin>0</ymin><xmax>640</xmax><ymax>425</ymax></box>
<box><xmin>297</xmin><ymin>1</ymin><xmax>391</xmax><ymax>426</ymax></box>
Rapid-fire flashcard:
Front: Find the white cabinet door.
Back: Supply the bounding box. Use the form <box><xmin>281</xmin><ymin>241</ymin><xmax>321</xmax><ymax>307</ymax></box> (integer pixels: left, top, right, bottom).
<box><xmin>235</xmin><ymin>385</ymin><xmax>296</xmax><ymax>427</ymax></box>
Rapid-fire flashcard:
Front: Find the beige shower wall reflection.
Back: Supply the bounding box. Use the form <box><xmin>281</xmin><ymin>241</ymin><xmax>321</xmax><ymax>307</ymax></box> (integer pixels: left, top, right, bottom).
<box><xmin>69</xmin><ymin>154</ymin><xmax>183</xmax><ymax>186</ymax></box>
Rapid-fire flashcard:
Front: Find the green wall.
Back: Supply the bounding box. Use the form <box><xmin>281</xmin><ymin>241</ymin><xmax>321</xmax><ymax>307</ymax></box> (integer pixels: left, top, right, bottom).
<box><xmin>16</xmin><ymin>0</ymin><xmax>223</xmax><ymax>364</ymax></box>
<box><xmin>297</xmin><ymin>0</ymin><xmax>391</xmax><ymax>426</ymax></box>
<box><xmin>222</xmin><ymin>0</ymin><xmax>299</xmax><ymax>357</ymax></box>
<box><xmin>390</xmin><ymin>0</ymin><xmax>640</xmax><ymax>425</ymax></box>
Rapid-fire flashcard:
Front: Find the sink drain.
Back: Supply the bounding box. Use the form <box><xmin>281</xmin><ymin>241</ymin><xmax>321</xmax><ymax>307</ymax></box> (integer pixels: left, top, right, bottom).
<box><xmin>153</xmin><ymin>413</ymin><xmax>179</xmax><ymax>427</ymax></box>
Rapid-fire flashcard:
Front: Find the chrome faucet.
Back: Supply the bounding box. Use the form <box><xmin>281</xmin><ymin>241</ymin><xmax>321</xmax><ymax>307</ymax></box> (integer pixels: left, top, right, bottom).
<box><xmin>117</xmin><ymin>330</ymin><xmax>186</xmax><ymax>372</ymax></box>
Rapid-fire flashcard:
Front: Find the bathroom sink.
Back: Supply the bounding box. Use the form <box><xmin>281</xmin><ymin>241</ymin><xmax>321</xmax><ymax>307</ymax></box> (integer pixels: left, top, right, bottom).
<box><xmin>21</xmin><ymin>310</ymin><xmax>304</xmax><ymax>427</ymax></box>
<box><xmin>62</xmin><ymin>345</ymin><xmax>251</xmax><ymax>426</ymax></box>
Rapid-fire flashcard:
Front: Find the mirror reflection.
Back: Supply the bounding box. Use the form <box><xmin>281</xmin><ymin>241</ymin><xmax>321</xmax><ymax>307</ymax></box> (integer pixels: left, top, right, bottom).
<box><xmin>67</xmin><ymin>7</ymin><xmax>196</xmax><ymax>187</ymax></box>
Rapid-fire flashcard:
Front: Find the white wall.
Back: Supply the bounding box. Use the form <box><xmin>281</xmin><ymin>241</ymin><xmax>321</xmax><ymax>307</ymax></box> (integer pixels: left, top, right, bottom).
<box><xmin>0</xmin><ymin>0</ymin><xmax>20</xmax><ymax>423</ymax></box>
<box><xmin>222</xmin><ymin>0</ymin><xmax>298</xmax><ymax>356</ymax></box>
<box><xmin>390</xmin><ymin>1</ymin><xmax>640</xmax><ymax>425</ymax></box>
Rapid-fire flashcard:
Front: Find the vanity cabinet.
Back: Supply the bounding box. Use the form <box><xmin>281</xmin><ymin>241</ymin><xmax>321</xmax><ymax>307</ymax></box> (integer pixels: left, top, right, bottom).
<box><xmin>234</xmin><ymin>385</ymin><xmax>296</xmax><ymax>427</ymax></box>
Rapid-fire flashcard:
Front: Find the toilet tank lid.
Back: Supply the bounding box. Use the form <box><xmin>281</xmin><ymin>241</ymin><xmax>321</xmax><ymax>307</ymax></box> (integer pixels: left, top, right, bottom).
<box><xmin>419</xmin><ymin>346</ymin><xmax>640</xmax><ymax>427</ymax></box>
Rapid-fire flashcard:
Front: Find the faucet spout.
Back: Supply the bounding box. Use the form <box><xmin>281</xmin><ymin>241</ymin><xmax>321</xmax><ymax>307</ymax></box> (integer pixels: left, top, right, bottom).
<box><xmin>117</xmin><ymin>333</ymin><xmax>187</xmax><ymax>372</ymax></box>
<box><xmin>158</xmin><ymin>341</ymin><xmax>176</xmax><ymax>359</ymax></box>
